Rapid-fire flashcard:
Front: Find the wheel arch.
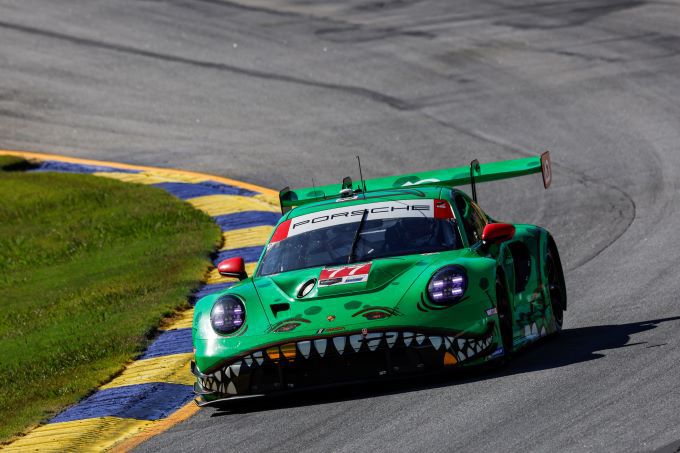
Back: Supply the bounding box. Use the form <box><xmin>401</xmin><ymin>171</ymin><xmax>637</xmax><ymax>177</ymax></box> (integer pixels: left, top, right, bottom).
<box><xmin>546</xmin><ymin>233</ymin><xmax>567</xmax><ymax>311</ymax></box>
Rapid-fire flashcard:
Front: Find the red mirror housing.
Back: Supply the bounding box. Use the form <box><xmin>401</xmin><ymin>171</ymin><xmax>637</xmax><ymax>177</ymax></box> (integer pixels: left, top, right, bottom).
<box><xmin>481</xmin><ymin>223</ymin><xmax>516</xmax><ymax>245</ymax></box>
<box><xmin>217</xmin><ymin>257</ymin><xmax>248</xmax><ymax>280</ymax></box>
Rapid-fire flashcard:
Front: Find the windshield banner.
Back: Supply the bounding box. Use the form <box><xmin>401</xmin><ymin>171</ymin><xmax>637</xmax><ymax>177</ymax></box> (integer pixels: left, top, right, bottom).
<box><xmin>283</xmin><ymin>199</ymin><xmax>453</xmax><ymax>238</ymax></box>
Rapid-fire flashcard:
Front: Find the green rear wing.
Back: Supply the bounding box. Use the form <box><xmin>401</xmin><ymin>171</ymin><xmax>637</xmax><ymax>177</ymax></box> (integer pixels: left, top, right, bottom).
<box><xmin>279</xmin><ymin>151</ymin><xmax>552</xmax><ymax>212</ymax></box>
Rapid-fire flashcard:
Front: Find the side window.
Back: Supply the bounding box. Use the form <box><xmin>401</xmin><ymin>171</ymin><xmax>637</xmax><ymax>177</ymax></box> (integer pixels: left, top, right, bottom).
<box><xmin>453</xmin><ymin>192</ymin><xmax>488</xmax><ymax>245</ymax></box>
<box><xmin>454</xmin><ymin>193</ymin><xmax>476</xmax><ymax>244</ymax></box>
<box><xmin>468</xmin><ymin>202</ymin><xmax>488</xmax><ymax>243</ymax></box>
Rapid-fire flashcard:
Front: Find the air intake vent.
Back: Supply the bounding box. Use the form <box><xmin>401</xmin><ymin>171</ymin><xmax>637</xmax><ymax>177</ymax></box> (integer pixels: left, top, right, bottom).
<box><xmin>297</xmin><ymin>279</ymin><xmax>317</xmax><ymax>298</ymax></box>
<box><xmin>270</xmin><ymin>303</ymin><xmax>289</xmax><ymax>317</ymax></box>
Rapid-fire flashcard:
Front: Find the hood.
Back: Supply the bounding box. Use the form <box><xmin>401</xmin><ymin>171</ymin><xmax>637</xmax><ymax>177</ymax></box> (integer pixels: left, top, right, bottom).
<box><xmin>251</xmin><ymin>251</ymin><xmax>466</xmax><ymax>332</ymax></box>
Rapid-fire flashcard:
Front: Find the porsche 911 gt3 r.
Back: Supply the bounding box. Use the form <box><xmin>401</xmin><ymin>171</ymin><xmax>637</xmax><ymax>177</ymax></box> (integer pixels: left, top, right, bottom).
<box><xmin>191</xmin><ymin>152</ymin><xmax>566</xmax><ymax>404</ymax></box>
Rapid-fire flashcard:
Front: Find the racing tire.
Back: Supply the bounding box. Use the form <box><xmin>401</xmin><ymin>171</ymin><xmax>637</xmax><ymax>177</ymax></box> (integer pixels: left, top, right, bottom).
<box><xmin>495</xmin><ymin>271</ymin><xmax>514</xmax><ymax>360</ymax></box>
<box><xmin>546</xmin><ymin>237</ymin><xmax>567</xmax><ymax>333</ymax></box>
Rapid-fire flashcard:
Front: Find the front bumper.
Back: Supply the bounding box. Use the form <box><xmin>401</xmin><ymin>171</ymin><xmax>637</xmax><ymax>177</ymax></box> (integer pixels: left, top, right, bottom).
<box><xmin>192</xmin><ymin>324</ymin><xmax>499</xmax><ymax>405</ymax></box>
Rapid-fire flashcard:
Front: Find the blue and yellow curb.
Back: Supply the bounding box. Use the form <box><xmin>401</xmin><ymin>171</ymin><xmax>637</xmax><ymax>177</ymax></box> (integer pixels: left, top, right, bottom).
<box><xmin>0</xmin><ymin>150</ymin><xmax>280</xmax><ymax>452</ymax></box>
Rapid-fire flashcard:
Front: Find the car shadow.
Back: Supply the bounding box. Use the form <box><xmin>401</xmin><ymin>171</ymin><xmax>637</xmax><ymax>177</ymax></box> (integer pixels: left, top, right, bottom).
<box><xmin>209</xmin><ymin>315</ymin><xmax>680</xmax><ymax>417</ymax></box>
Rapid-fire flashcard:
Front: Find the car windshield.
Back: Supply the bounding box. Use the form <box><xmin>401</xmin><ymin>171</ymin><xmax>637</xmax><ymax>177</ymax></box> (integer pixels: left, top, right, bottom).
<box><xmin>257</xmin><ymin>199</ymin><xmax>461</xmax><ymax>277</ymax></box>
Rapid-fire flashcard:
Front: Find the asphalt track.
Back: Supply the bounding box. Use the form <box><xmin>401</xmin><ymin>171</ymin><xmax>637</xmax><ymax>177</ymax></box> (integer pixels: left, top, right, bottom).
<box><xmin>1</xmin><ymin>0</ymin><xmax>679</xmax><ymax>451</ymax></box>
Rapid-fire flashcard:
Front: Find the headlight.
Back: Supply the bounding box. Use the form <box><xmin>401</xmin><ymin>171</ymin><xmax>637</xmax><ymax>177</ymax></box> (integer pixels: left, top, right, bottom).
<box><xmin>427</xmin><ymin>266</ymin><xmax>467</xmax><ymax>305</ymax></box>
<box><xmin>210</xmin><ymin>296</ymin><xmax>245</xmax><ymax>334</ymax></box>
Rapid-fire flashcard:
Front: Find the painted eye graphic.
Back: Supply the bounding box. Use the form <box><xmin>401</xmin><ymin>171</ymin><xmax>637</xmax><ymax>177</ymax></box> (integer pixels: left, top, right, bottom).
<box><xmin>352</xmin><ymin>306</ymin><xmax>399</xmax><ymax>320</ymax></box>
<box><xmin>269</xmin><ymin>316</ymin><xmax>311</xmax><ymax>333</ymax></box>
<box><xmin>273</xmin><ymin>322</ymin><xmax>301</xmax><ymax>332</ymax></box>
<box><xmin>363</xmin><ymin>311</ymin><xmax>390</xmax><ymax>320</ymax></box>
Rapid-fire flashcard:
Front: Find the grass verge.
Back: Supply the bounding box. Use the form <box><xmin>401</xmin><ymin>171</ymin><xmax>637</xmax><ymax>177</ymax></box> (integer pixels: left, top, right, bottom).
<box><xmin>0</xmin><ymin>156</ymin><xmax>220</xmax><ymax>442</ymax></box>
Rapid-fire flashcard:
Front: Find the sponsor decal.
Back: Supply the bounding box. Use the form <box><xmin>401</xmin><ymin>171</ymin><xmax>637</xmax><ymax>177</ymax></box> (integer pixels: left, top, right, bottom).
<box><xmin>316</xmin><ymin>328</ymin><xmax>325</xmax><ymax>334</ymax></box>
<box><xmin>486</xmin><ymin>307</ymin><xmax>498</xmax><ymax>316</ymax></box>
<box><xmin>326</xmin><ymin>326</ymin><xmax>345</xmax><ymax>332</ymax></box>
<box><xmin>318</xmin><ymin>263</ymin><xmax>372</xmax><ymax>287</ymax></box>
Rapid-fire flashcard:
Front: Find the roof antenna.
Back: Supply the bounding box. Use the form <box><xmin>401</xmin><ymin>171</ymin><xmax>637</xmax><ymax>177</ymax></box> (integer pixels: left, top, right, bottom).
<box><xmin>356</xmin><ymin>155</ymin><xmax>367</xmax><ymax>199</ymax></box>
<box><xmin>311</xmin><ymin>176</ymin><xmax>317</xmax><ymax>197</ymax></box>
<box><xmin>469</xmin><ymin>159</ymin><xmax>480</xmax><ymax>203</ymax></box>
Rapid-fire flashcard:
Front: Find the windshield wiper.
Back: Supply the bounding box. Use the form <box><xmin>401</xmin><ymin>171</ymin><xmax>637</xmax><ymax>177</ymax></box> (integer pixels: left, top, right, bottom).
<box><xmin>348</xmin><ymin>209</ymin><xmax>368</xmax><ymax>264</ymax></box>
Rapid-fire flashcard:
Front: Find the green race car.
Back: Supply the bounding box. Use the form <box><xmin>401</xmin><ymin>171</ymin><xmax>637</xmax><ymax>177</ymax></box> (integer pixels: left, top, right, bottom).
<box><xmin>191</xmin><ymin>152</ymin><xmax>566</xmax><ymax>405</ymax></box>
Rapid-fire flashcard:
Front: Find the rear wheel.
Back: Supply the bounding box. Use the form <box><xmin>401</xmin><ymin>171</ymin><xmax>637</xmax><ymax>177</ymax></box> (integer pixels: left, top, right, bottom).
<box><xmin>546</xmin><ymin>239</ymin><xmax>566</xmax><ymax>332</ymax></box>
<box><xmin>496</xmin><ymin>272</ymin><xmax>514</xmax><ymax>358</ymax></box>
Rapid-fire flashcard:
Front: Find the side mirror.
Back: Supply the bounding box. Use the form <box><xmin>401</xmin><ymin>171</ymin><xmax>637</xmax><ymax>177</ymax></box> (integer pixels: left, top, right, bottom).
<box><xmin>217</xmin><ymin>257</ymin><xmax>248</xmax><ymax>280</ymax></box>
<box><xmin>481</xmin><ymin>223</ymin><xmax>515</xmax><ymax>246</ymax></box>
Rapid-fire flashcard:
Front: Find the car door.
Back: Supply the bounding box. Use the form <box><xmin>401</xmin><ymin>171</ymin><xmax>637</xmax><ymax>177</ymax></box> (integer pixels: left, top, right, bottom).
<box><xmin>451</xmin><ymin>190</ymin><xmax>536</xmax><ymax>344</ymax></box>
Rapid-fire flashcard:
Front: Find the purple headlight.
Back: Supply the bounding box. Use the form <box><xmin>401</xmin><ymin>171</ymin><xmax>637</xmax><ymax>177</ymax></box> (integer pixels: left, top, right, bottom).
<box><xmin>210</xmin><ymin>296</ymin><xmax>246</xmax><ymax>334</ymax></box>
<box><xmin>427</xmin><ymin>266</ymin><xmax>467</xmax><ymax>305</ymax></box>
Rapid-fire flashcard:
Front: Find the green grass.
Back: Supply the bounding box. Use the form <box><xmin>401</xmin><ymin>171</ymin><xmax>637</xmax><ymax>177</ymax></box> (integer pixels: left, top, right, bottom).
<box><xmin>0</xmin><ymin>157</ymin><xmax>220</xmax><ymax>442</ymax></box>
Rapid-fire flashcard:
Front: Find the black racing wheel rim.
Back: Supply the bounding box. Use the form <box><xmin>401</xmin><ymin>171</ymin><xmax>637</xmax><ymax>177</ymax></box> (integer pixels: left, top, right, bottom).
<box><xmin>496</xmin><ymin>275</ymin><xmax>513</xmax><ymax>356</ymax></box>
<box><xmin>546</xmin><ymin>246</ymin><xmax>564</xmax><ymax>330</ymax></box>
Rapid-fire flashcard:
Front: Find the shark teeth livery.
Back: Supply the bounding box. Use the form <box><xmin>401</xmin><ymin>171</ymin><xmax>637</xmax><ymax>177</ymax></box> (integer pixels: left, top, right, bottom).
<box><xmin>194</xmin><ymin>327</ymin><xmax>497</xmax><ymax>399</ymax></box>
